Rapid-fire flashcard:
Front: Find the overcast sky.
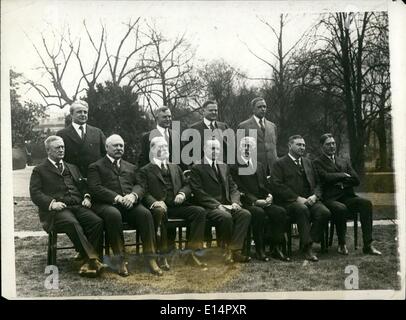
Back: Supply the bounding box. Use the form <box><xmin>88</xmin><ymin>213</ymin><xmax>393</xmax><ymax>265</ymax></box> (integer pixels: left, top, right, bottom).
<box><xmin>2</xmin><ymin>0</ymin><xmax>389</xmax><ymax>114</ymax></box>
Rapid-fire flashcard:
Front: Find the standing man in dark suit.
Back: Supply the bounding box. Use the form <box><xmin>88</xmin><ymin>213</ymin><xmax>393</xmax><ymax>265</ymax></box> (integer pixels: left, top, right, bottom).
<box><xmin>29</xmin><ymin>136</ymin><xmax>104</xmax><ymax>277</ymax></box>
<box><xmin>139</xmin><ymin>106</ymin><xmax>182</xmax><ymax>168</ymax></box>
<box><xmin>87</xmin><ymin>134</ymin><xmax>161</xmax><ymax>276</ymax></box>
<box><xmin>188</xmin><ymin>100</ymin><xmax>230</xmax><ymax>163</ymax></box>
<box><xmin>190</xmin><ymin>139</ymin><xmax>251</xmax><ymax>264</ymax></box>
<box><xmin>57</xmin><ymin>100</ymin><xmax>106</xmax><ymax>177</ymax></box>
<box><xmin>314</xmin><ymin>133</ymin><xmax>381</xmax><ymax>256</ymax></box>
<box><xmin>270</xmin><ymin>135</ymin><xmax>331</xmax><ymax>262</ymax></box>
<box><xmin>231</xmin><ymin>137</ymin><xmax>289</xmax><ymax>262</ymax></box>
<box><xmin>137</xmin><ymin>137</ymin><xmax>208</xmax><ymax>270</ymax></box>
<box><xmin>237</xmin><ymin>97</ymin><xmax>278</xmax><ymax>174</ymax></box>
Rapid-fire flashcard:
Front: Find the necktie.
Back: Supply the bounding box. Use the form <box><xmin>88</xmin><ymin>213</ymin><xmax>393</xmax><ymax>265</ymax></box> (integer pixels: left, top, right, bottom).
<box><xmin>259</xmin><ymin>118</ymin><xmax>265</xmax><ymax>134</ymax></box>
<box><xmin>164</xmin><ymin>129</ymin><xmax>170</xmax><ymax>144</ymax></box>
<box><xmin>210</xmin><ymin>121</ymin><xmax>215</xmax><ymax>131</ymax></box>
<box><xmin>113</xmin><ymin>159</ymin><xmax>120</xmax><ymax>172</ymax></box>
<box><xmin>330</xmin><ymin>156</ymin><xmax>335</xmax><ymax>164</ymax></box>
<box><xmin>211</xmin><ymin>161</ymin><xmax>217</xmax><ymax>174</ymax></box>
<box><xmin>79</xmin><ymin>125</ymin><xmax>85</xmax><ymax>140</ymax></box>
<box><xmin>161</xmin><ymin>162</ymin><xmax>168</xmax><ymax>175</ymax></box>
<box><xmin>295</xmin><ymin>159</ymin><xmax>301</xmax><ymax>167</ymax></box>
<box><xmin>56</xmin><ymin>161</ymin><xmax>63</xmax><ymax>173</ymax></box>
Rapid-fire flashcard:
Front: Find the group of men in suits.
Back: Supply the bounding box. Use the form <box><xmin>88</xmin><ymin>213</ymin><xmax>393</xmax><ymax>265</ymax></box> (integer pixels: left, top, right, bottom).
<box><xmin>30</xmin><ymin>97</ymin><xmax>381</xmax><ymax>278</ymax></box>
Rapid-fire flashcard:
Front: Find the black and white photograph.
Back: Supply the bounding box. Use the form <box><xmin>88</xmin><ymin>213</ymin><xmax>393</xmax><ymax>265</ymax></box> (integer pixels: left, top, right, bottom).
<box><xmin>1</xmin><ymin>0</ymin><xmax>405</xmax><ymax>300</ymax></box>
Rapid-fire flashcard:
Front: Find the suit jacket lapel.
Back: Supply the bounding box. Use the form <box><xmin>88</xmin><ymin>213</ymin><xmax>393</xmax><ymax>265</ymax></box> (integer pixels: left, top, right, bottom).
<box><xmin>302</xmin><ymin>158</ymin><xmax>313</xmax><ymax>186</ymax></box>
<box><xmin>152</xmin><ymin>163</ymin><xmax>166</xmax><ymax>184</ymax></box>
<box><xmin>203</xmin><ymin>163</ymin><xmax>219</xmax><ymax>183</ymax></box>
<box><xmin>66</xmin><ymin>124</ymin><xmax>83</xmax><ymax>145</ymax></box>
<box><xmin>46</xmin><ymin>159</ymin><xmax>62</xmax><ymax>176</ymax></box>
<box><xmin>250</xmin><ymin>116</ymin><xmax>264</xmax><ymax>140</ymax></box>
<box><xmin>103</xmin><ymin>156</ymin><xmax>119</xmax><ymax>175</ymax></box>
<box><xmin>168</xmin><ymin>164</ymin><xmax>179</xmax><ymax>192</ymax></box>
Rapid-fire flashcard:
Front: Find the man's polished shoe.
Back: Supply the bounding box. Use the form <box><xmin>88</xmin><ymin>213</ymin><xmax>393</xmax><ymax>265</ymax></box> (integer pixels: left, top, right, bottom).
<box><xmin>187</xmin><ymin>252</ymin><xmax>208</xmax><ymax>269</ymax></box>
<box><xmin>271</xmin><ymin>248</ymin><xmax>291</xmax><ymax>262</ymax></box>
<box><xmin>118</xmin><ymin>261</ymin><xmax>129</xmax><ymax>277</ymax></box>
<box><xmin>147</xmin><ymin>258</ymin><xmax>163</xmax><ymax>276</ymax></box>
<box><xmin>224</xmin><ymin>249</ymin><xmax>234</xmax><ymax>265</ymax></box>
<box><xmin>255</xmin><ymin>250</ymin><xmax>270</xmax><ymax>262</ymax></box>
<box><xmin>337</xmin><ymin>244</ymin><xmax>349</xmax><ymax>255</ymax></box>
<box><xmin>363</xmin><ymin>245</ymin><xmax>382</xmax><ymax>256</ymax></box>
<box><xmin>89</xmin><ymin>259</ymin><xmax>107</xmax><ymax>274</ymax></box>
<box><xmin>233</xmin><ymin>250</ymin><xmax>251</xmax><ymax>263</ymax></box>
<box><xmin>303</xmin><ymin>245</ymin><xmax>318</xmax><ymax>262</ymax></box>
<box><xmin>159</xmin><ymin>257</ymin><xmax>170</xmax><ymax>271</ymax></box>
<box><xmin>79</xmin><ymin>262</ymin><xmax>98</xmax><ymax>278</ymax></box>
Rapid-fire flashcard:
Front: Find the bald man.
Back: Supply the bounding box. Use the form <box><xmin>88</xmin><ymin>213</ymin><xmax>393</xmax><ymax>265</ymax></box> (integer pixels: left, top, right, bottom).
<box><xmin>57</xmin><ymin>99</ymin><xmax>106</xmax><ymax>177</ymax></box>
<box><xmin>88</xmin><ymin>134</ymin><xmax>161</xmax><ymax>276</ymax></box>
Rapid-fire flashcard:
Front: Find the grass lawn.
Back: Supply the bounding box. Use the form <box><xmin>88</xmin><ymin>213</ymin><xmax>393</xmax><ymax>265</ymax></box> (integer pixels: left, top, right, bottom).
<box><xmin>13</xmin><ymin>198</ymin><xmax>401</xmax><ymax>297</ymax></box>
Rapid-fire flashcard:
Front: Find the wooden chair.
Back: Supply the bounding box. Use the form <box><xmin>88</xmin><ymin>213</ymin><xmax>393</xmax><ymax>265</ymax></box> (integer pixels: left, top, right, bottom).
<box><xmin>328</xmin><ymin>213</ymin><xmax>359</xmax><ymax>250</ymax></box>
<box><xmin>104</xmin><ymin>218</ymin><xmax>189</xmax><ymax>255</ymax></box>
<box><xmin>47</xmin><ymin>231</ymin><xmax>76</xmax><ymax>266</ymax></box>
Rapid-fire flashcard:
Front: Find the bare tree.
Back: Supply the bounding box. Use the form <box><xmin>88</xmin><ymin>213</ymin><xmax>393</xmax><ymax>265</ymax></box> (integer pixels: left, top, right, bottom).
<box><xmin>24</xmin><ymin>25</ymin><xmax>81</xmax><ymax>108</ymax></box>
<box><xmin>140</xmin><ymin>24</ymin><xmax>200</xmax><ymax>115</ymax></box>
<box><xmin>314</xmin><ymin>12</ymin><xmax>389</xmax><ymax>172</ymax></box>
<box><xmin>242</xmin><ymin>14</ymin><xmax>311</xmax><ymax>149</ymax></box>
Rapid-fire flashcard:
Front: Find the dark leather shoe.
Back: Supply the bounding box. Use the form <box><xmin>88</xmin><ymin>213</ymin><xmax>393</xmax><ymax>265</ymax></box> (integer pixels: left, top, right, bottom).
<box><xmin>337</xmin><ymin>244</ymin><xmax>349</xmax><ymax>255</ymax></box>
<box><xmin>271</xmin><ymin>248</ymin><xmax>291</xmax><ymax>262</ymax></box>
<box><xmin>89</xmin><ymin>259</ymin><xmax>107</xmax><ymax>273</ymax></box>
<box><xmin>118</xmin><ymin>261</ymin><xmax>129</xmax><ymax>277</ymax></box>
<box><xmin>147</xmin><ymin>258</ymin><xmax>163</xmax><ymax>276</ymax></box>
<box><xmin>224</xmin><ymin>250</ymin><xmax>234</xmax><ymax>265</ymax></box>
<box><xmin>233</xmin><ymin>251</ymin><xmax>251</xmax><ymax>263</ymax></box>
<box><xmin>363</xmin><ymin>245</ymin><xmax>382</xmax><ymax>256</ymax></box>
<box><xmin>256</xmin><ymin>250</ymin><xmax>270</xmax><ymax>262</ymax></box>
<box><xmin>303</xmin><ymin>246</ymin><xmax>318</xmax><ymax>262</ymax></box>
<box><xmin>187</xmin><ymin>253</ymin><xmax>208</xmax><ymax>269</ymax></box>
<box><xmin>159</xmin><ymin>257</ymin><xmax>170</xmax><ymax>271</ymax></box>
<box><xmin>79</xmin><ymin>262</ymin><xmax>98</xmax><ymax>278</ymax></box>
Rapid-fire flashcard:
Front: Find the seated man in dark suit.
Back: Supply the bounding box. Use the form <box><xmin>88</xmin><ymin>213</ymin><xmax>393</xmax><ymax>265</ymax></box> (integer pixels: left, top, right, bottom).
<box><xmin>190</xmin><ymin>139</ymin><xmax>251</xmax><ymax>264</ymax></box>
<box><xmin>137</xmin><ymin>137</ymin><xmax>208</xmax><ymax>271</ymax></box>
<box><xmin>231</xmin><ymin>137</ymin><xmax>289</xmax><ymax>262</ymax></box>
<box><xmin>29</xmin><ymin>136</ymin><xmax>104</xmax><ymax>277</ymax></box>
<box><xmin>57</xmin><ymin>99</ymin><xmax>106</xmax><ymax>178</ymax></box>
<box><xmin>314</xmin><ymin>133</ymin><xmax>381</xmax><ymax>256</ymax></box>
<box><xmin>87</xmin><ymin>134</ymin><xmax>161</xmax><ymax>276</ymax></box>
<box><xmin>270</xmin><ymin>135</ymin><xmax>331</xmax><ymax>262</ymax></box>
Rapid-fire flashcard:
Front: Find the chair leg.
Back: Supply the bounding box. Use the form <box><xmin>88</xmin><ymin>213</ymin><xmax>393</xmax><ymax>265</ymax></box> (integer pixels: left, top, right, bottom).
<box><xmin>287</xmin><ymin>224</ymin><xmax>292</xmax><ymax>257</ymax></box>
<box><xmin>243</xmin><ymin>225</ymin><xmax>252</xmax><ymax>257</ymax></box>
<box><xmin>329</xmin><ymin>220</ymin><xmax>335</xmax><ymax>247</ymax></box>
<box><xmin>354</xmin><ymin>214</ymin><xmax>358</xmax><ymax>250</ymax></box>
<box><xmin>47</xmin><ymin>231</ymin><xmax>57</xmax><ymax>266</ymax></box>
<box><xmin>136</xmin><ymin>230</ymin><xmax>141</xmax><ymax>254</ymax></box>
<box><xmin>104</xmin><ymin>232</ymin><xmax>110</xmax><ymax>256</ymax></box>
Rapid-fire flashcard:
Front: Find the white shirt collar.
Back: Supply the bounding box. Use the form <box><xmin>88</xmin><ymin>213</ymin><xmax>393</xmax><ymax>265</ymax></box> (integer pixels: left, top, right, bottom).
<box><xmin>288</xmin><ymin>153</ymin><xmax>301</xmax><ymax>164</ymax></box>
<box><xmin>253</xmin><ymin>115</ymin><xmax>264</xmax><ymax>127</ymax></box>
<box><xmin>48</xmin><ymin>158</ymin><xmax>64</xmax><ymax>172</ymax></box>
<box><xmin>106</xmin><ymin>154</ymin><xmax>120</xmax><ymax>165</ymax></box>
<box><xmin>153</xmin><ymin>158</ymin><xmax>167</xmax><ymax>168</ymax></box>
<box><xmin>203</xmin><ymin>117</ymin><xmax>215</xmax><ymax>128</ymax></box>
<box><xmin>72</xmin><ymin>122</ymin><xmax>86</xmax><ymax>134</ymax></box>
<box><xmin>156</xmin><ymin>124</ymin><xmax>168</xmax><ymax>136</ymax></box>
<box><xmin>205</xmin><ymin>156</ymin><xmax>216</xmax><ymax>166</ymax></box>
<box><xmin>48</xmin><ymin>158</ymin><xmax>63</xmax><ymax>166</ymax></box>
